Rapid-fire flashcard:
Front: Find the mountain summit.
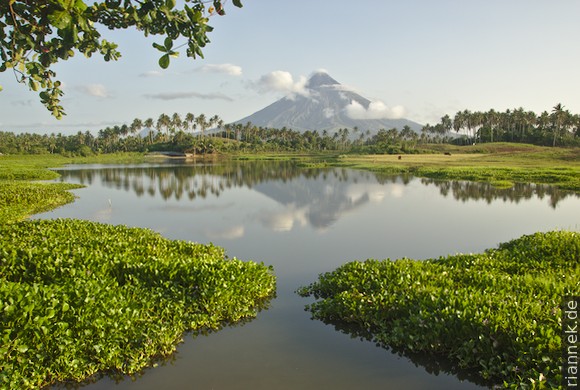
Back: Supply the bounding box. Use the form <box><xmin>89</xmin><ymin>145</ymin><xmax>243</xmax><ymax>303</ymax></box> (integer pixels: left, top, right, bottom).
<box><xmin>306</xmin><ymin>71</ymin><xmax>340</xmax><ymax>88</ymax></box>
<box><xmin>232</xmin><ymin>71</ymin><xmax>422</xmax><ymax>133</ymax></box>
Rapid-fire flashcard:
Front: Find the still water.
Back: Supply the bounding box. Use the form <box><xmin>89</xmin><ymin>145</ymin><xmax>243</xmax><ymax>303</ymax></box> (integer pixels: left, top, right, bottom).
<box><xmin>37</xmin><ymin>161</ymin><xmax>579</xmax><ymax>389</ymax></box>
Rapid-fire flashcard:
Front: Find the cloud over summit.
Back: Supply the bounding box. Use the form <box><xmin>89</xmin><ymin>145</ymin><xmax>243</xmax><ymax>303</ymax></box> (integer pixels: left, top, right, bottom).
<box><xmin>253</xmin><ymin>71</ymin><xmax>309</xmax><ymax>97</ymax></box>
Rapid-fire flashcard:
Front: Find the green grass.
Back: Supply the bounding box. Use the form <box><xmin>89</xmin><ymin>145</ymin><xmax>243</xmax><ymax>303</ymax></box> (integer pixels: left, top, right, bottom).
<box><xmin>331</xmin><ymin>144</ymin><xmax>580</xmax><ymax>191</ymax></box>
<box><xmin>0</xmin><ymin>219</ymin><xmax>276</xmax><ymax>389</ymax></box>
<box><xmin>298</xmin><ymin>231</ymin><xmax>579</xmax><ymax>389</ymax></box>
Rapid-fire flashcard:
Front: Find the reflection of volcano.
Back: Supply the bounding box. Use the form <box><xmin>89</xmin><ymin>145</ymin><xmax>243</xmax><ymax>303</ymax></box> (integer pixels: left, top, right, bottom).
<box><xmin>253</xmin><ymin>172</ymin><xmax>391</xmax><ymax>230</ymax></box>
<box><xmin>54</xmin><ymin>162</ymin><xmax>571</xmax><ymax>233</ymax></box>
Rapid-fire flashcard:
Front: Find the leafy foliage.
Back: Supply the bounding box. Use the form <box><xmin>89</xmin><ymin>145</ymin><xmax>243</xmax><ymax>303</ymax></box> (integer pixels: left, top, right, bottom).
<box><xmin>0</xmin><ymin>219</ymin><xmax>275</xmax><ymax>389</ymax></box>
<box><xmin>298</xmin><ymin>231</ymin><xmax>580</xmax><ymax>388</ymax></box>
<box><xmin>0</xmin><ymin>181</ymin><xmax>83</xmax><ymax>223</ymax></box>
<box><xmin>0</xmin><ymin>0</ymin><xmax>242</xmax><ymax>118</ymax></box>
<box><xmin>0</xmin><ymin>153</ymin><xmax>152</xmax><ymax>222</ymax></box>
<box><xmin>0</xmin><ymin>154</ymin><xmax>85</xmax><ymax>223</ymax></box>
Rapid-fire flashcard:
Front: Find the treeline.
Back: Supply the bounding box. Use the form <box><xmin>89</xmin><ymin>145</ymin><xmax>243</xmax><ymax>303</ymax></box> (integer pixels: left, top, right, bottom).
<box><xmin>1</xmin><ymin>104</ymin><xmax>578</xmax><ymax>156</ymax></box>
<box><xmin>423</xmin><ymin>104</ymin><xmax>579</xmax><ymax>146</ymax></box>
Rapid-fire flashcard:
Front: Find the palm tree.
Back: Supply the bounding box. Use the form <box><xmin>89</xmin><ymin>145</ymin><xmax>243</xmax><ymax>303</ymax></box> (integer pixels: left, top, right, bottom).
<box><xmin>501</xmin><ymin>109</ymin><xmax>513</xmax><ymax>142</ymax></box>
<box><xmin>183</xmin><ymin>113</ymin><xmax>194</xmax><ymax>134</ymax></box>
<box><xmin>156</xmin><ymin>113</ymin><xmax>171</xmax><ymax>142</ymax></box>
<box><xmin>195</xmin><ymin>114</ymin><xmax>208</xmax><ymax>138</ymax></box>
<box><xmin>171</xmin><ymin>112</ymin><xmax>182</xmax><ymax>140</ymax></box>
<box><xmin>551</xmin><ymin>103</ymin><xmax>565</xmax><ymax>147</ymax></box>
<box><xmin>223</xmin><ymin>123</ymin><xmax>232</xmax><ymax>140</ymax></box>
<box><xmin>484</xmin><ymin>109</ymin><xmax>498</xmax><ymax>143</ymax></box>
<box><xmin>130</xmin><ymin>118</ymin><xmax>143</xmax><ymax>136</ymax></box>
<box><xmin>209</xmin><ymin>114</ymin><xmax>221</xmax><ymax>137</ymax></box>
<box><xmin>216</xmin><ymin>118</ymin><xmax>224</xmax><ymax>138</ymax></box>
<box><xmin>143</xmin><ymin>118</ymin><xmax>154</xmax><ymax>144</ymax></box>
<box><xmin>440</xmin><ymin>114</ymin><xmax>452</xmax><ymax>134</ymax></box>
<box><xmin>453</xmin><ymin>111</ymin><xmax>465</xmax><ymax>136</ymax></box>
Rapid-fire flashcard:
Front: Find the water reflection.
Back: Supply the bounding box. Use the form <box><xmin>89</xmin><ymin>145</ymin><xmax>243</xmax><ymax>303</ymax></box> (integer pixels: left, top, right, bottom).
<box><xmin>419</xmin><ymin>178</ymin><xmax>575</xmax><ymax>208</ymax></box>
<box><xmin>320</xmin><ymin>320</ymin><xmax>492</xmax><ymax>388</ymax></box>
<box><xmin>57</xmin><ymin>162</ymin><xmax>407</xmax><ymax>231</ymax></box>
<box><xmin>57</xmin><ymin>161</ymin><xmax>577</xmax><ymax>232</ymax></box>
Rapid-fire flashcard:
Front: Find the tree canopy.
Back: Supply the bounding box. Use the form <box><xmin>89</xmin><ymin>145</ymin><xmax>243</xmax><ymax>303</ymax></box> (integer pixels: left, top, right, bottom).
<box><xmin>0</xmin><ymin>0</ymin><xmax>242</xmax><ymax>118</ymax></box>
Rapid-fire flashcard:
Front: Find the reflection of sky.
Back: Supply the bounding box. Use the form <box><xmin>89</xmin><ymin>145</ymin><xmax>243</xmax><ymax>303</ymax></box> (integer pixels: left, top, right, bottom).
<box><xmin>253</xmin><ymin>178</ymin><xmax>405</xmax><ymax>231</ymax></box>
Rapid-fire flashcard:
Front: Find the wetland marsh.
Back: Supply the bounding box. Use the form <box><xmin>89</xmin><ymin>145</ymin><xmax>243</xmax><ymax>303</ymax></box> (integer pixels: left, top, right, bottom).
<box><xmin>27</xmin><ymin>160</ymin><xmax>579</xmax><ymax>389</ymax></box>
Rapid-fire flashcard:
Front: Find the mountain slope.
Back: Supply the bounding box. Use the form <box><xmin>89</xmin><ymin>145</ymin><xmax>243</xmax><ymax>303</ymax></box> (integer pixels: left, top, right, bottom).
<box><xmin>232</xmin><ymin>72</ymin><xmax>422</xmax><ymax>133</ymax></box>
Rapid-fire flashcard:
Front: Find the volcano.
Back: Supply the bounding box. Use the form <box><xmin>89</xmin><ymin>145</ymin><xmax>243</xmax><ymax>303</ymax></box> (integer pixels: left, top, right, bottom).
<box><xmin>232</xmin><ymin>71</ymin><xmax>422</xmax><ymax>133</ymax></box>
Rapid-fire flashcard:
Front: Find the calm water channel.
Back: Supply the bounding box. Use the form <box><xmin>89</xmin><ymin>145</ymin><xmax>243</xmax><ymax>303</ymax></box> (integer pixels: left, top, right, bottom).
<box><xmin>37</xmin><ymin>161</ymin><xmax>580</xmax><ymax>390</ymax></box>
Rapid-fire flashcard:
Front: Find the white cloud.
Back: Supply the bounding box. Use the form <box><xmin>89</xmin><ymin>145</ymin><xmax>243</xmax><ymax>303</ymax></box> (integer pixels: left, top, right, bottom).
<box><xmin>197</xmin><ymin>63</ymin><xmax>243</xmax><ymax>76</ymax></box>
<box><xmin>77</xmin><ymin>83</ymin><xmax>110</xmax><ymax>98</ymax></box>
<box><xmin>253</xmin><ymin>71</ymin><xmax>309</xmax><ymax>97</ymax></box>
<box><xmin>144</xmin><ymin>91</ymin><xmax>233</xmax><ymax>101</ymax></box>
<box><xmin>344</xmin><ymin>100</ymin><xmax>406</xmax><ymax>120</ymax></box>
<box><xmin>205</xmin><ymin>225</ymin><xmax>245</xmax><ymax>240</ymax></box>
<box><xmin>139</xmin><ymin>70</ymin><xmax>163</xmax><ymax>78</ymax></box>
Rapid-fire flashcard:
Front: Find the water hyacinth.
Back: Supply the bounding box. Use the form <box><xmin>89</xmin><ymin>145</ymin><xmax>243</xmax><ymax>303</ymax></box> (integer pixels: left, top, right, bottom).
<box><xmin>0</xmin><ymin>219</ymin><xmax>276</xmax><ymax>389</ymax></box>
<box><xmin>298</xmin><ymin>231</ymin><xmax>579</xmax><ymax>388</ymax></box>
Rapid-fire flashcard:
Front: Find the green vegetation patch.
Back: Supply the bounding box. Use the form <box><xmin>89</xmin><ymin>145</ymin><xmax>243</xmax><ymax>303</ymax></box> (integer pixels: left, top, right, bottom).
<box><xmin>298</xmin><ymin>231</ymin><xmax>579</xmax><ymax>388</ymax></box>
<box><xmin>0</xmin><ymin>154</ymin><xmax>150</xmax><ymax>223</ymax></box>
<box><xmin>413</xmin><ymin>165</ymin><xmax>580</xmax><ymax>191</ymax></box>
<box><xmin>0</xmin><ymin>181</ymin><xmax>84</xmax><ymax>224</ymax></box>
<box><xmin>0</xmin><ymin>219</ymin><xmax>276</xmax><ymax>389</ymax></box>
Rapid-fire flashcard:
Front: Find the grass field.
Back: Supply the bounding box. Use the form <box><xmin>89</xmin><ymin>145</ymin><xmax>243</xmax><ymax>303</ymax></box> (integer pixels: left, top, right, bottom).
<box><xmin>331</xmin><ymin>143</ymin><xmax>580</xmax><ymax>191</ymax></box>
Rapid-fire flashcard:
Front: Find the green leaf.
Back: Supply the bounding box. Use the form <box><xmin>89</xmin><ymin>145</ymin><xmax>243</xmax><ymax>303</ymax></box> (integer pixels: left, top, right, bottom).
<box><xmin>152</xmin><ymin>42</ymin><xmax>166</xmax><ymax>52</ymax></box>
<box><xmin>232</xmin><ymin>0</ymin><xmax>243</xmax><ymax>8</ymax></box>
<box><xmin>164</xmin><ymin>37</ymin><xmax>173</xmax><ymax>50</ymax></box>
<box><xmin>158</xmin><ymin>54</ymin><xmax>170</xmax><ymax>69</ymax></box>
<box><xmin>17</xmin><ymin>345</ymin><xmax>29</xmax><ymax>353</ymax></box>
<box><xmin>48</xmin><ymin>10</ymin><xmax>73</xmax><ymax>30</ymax></box>
<box><xmin>29</xmin><ymin>79</ymin><xmax>38</xmax><ymax>91</ymax></box>
<box><xmin>74</xmin><ymin>0</ymin><xmax>88</xmax><ymax>12</ymax></box>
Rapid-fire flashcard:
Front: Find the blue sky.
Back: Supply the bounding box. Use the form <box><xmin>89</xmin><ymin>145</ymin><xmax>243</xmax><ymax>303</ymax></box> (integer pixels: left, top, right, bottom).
<box><xmin>1</xmin><ymin>0</ymin><xmax>579</xmax><ymax>134</ymax></box>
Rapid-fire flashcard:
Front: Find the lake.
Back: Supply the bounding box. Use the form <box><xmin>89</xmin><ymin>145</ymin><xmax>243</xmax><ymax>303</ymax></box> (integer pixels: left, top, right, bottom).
<box><xmin>37</xmin><ymin>160</ymin><xmax>579</xmax><ymax>389</ymax></box>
